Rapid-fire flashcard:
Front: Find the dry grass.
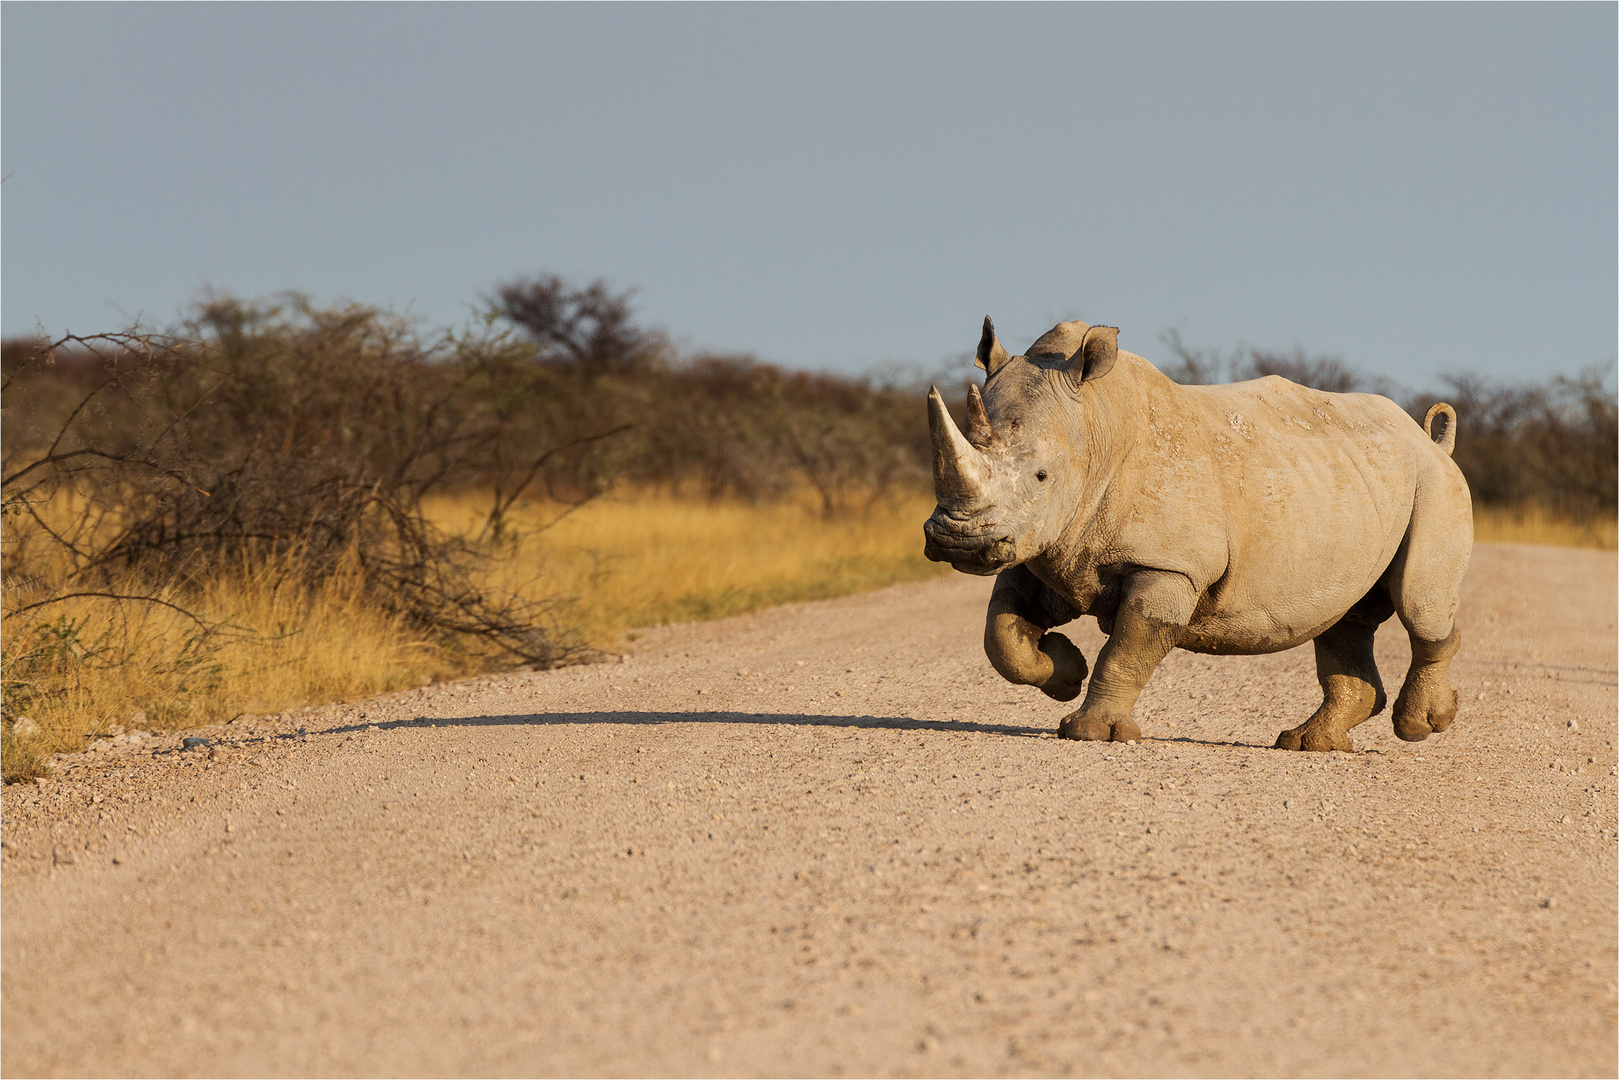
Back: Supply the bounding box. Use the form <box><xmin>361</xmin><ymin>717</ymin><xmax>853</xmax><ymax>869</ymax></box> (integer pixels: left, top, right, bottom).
<box><xmin>1</xmin><ymin>490</ymin><xmax>945</xmax><ymax>781</ymax></box>
<box><xmin>0</xmin><ymin>551</ymin><xmax>447</xmax><ymax>782</ymax></box>
<box><xmin>1473</xmin><ymin>504</ymin><xmax>1617</xmax><ymax>551</ymax></box>
<box><xmin>430</xmin><ymin>487</ymin><xmax>947</xmax><ymax>646</ymax></box>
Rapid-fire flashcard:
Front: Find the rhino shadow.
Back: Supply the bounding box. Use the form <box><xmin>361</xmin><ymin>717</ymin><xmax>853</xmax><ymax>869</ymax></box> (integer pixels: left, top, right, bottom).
<box><xmin>382</xmin><ymin>710</ymin><xmax>1046</xmax><ymax>738</ymax></box>
<box><xmin>276</xmin><ymin>712</ymin><xmax>1272</xmax><ymax>749</ymax></box>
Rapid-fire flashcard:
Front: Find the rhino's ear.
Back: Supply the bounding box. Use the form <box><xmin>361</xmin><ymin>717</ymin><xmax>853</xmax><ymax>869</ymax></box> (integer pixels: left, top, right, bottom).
<box><xmin>1073</xmin><ymin>325</ymin><xmax>1118</xmax><ymax>384</ymax></box>
<box><xmin>974</xmin><ymin>316</ymin><xmax>1012</xmax><ymax>377</ymax></box>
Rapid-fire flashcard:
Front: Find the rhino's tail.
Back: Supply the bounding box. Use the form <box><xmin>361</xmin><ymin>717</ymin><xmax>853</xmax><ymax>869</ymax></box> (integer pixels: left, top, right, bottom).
<box><xmin>1423</xmin><ymin>403</ymin><xmax>1457</xmax><ymax>456</ymax></box>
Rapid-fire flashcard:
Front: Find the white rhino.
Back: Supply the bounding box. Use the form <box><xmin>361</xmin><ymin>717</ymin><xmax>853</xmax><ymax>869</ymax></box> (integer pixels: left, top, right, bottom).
<box><xmin>923</xmin><ymin>318</ymin><xmax>1472</xmax><ymax>751</ymax></box>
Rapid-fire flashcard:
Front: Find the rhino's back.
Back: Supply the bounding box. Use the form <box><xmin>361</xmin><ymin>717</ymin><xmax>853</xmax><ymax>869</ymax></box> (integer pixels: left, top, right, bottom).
<box><xmin>1183</xmin><ymin>375</ymin><xmax>1429</xmax><ymax>452</ymax></box>
<box><xmin>1177</xmin><ymin>373</ymin><xmax>1442</xmax><ymax>500</ymax></box>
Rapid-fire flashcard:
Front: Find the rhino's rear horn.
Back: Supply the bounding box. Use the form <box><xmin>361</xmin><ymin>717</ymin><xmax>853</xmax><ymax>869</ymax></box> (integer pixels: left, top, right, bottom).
<box><xmin>965</xmin><ymin>383</ymin><xmax>1000</xmax><ymax>450</ymax></box>
<box><xmin>928</xmin><ymin>385</ymin><xmax>991</xmax><ymax>503</ymax></box>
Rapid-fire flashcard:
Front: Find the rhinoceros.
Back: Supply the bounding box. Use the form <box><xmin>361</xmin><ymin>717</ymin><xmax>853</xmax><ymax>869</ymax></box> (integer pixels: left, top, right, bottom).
<box><xmin>922</xmin><ymin>317</ymin><xmax>1472</xmax><ymax>752</ymax></box>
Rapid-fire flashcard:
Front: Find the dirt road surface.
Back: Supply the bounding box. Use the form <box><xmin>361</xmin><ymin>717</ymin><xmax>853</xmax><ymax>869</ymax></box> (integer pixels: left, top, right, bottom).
<box><xmin>3</xmin><ymin>542</ymin><xmax>1615</xmax><ymax>1078</ymax></box>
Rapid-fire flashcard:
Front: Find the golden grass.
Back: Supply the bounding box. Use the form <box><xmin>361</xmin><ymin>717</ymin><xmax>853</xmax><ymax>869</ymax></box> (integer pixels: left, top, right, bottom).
<box><xmin>1</xmin><ymin>551</ymin><xmax>446</xmax><ymax>782</ymax></box>
<box><xmin>441</xmin><ymin>487</ymin><xmax>948</xmax><ymax>646</ymax></box>
<box><xmin>1473</xmin><ymin>504</ymin><xmax>1617</xmax><ymax>551</ymax></box>
<box><xmin>1</xmin><ymin>489</ymin><xmax>946</xmax><ymax>781</ymax></box>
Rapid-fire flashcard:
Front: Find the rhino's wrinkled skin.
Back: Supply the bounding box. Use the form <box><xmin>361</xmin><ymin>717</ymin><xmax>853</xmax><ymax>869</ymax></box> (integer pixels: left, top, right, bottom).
<box><xmin>923</xmin><ymin>317</ymin><xmax>1472</xmax><ymax>751</ymax></box>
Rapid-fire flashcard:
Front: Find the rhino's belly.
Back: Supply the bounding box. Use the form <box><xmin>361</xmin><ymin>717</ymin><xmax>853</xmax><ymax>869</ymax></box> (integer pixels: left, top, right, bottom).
<box><xmin>1177</xmin><ymin>614</ymin><xmax>1343</xmax><ymax>656</ymax></box>
<box><xmin>1177</xmin><ymin>583</ymin><xmax>1375</xmax><ymax>655</ymax></box>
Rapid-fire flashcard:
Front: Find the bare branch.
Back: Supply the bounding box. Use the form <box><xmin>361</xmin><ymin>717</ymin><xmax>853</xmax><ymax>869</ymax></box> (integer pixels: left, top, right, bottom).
<box><xmin>9</xmin><ymin>590</ymin><xmax>214</xmax><ymax>629</ymax></box>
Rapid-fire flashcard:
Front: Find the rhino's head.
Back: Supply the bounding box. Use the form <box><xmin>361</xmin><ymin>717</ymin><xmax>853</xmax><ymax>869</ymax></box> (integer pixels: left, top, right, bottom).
<box><xmin>922</xmin><ymin>316</ymin><xmax>1118</xmax><ymax>575</ymax></box>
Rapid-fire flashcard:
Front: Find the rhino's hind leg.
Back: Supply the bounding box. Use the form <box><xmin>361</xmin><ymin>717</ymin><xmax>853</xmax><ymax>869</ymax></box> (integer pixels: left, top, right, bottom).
<box><xmin>1391</xmin><ymin>626</ymin><xmax>1461</xmax><ymax>741</ymax></box>
<box><xmin>1383</xmin><ymin>467</ymin><xmax>1470</xmax><ymax>742</ymax></box>
<box><xmin>1275</xmin><ymin>605</ymin><xmax>1389</xmax><ymax>753</ymax></box>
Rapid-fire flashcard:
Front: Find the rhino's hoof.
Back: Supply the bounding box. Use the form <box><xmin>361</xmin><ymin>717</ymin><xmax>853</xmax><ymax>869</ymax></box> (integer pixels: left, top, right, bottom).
<box><xmin>1058</xmin><ymin>715</ymin><xmax>1111</xmax><ymax>741</ymax></box>
<box><xmin>1040</xmin><ymin>680</ymin><xmax>1083</xmax><ymax>703</ymax></box>
<box><xmin>1429</xmin><ymin>689</ymin><xmax>1459</xmax><ymax>733</ymax></box>
<box><xmin>1037</xmin><ymin>633</ymin><xmax>1087</xmax><ymax>703</ymax></box>
<box><xmin>1306</xmin><ymin>729</ymin><xmax>1353</xmax><ymax>752</ymax></box>
<box><xmin>1393</xmin><ymin>716</ymin><xmax>1432</xmax><ymax>741</ymax></box>
<box><xmin>1275</xmin><ymin>726</ymin><xmax>1353</xmax><ymax>752</ymax></box>
<box><xmin>1110</xmin><ymin>719</ymin><xmax>1141</xmax><ymax>743</ymax></box>
<box><xmin>1392</xmin><ymin>683</ymin><xmax>1457</xmax><ymax>741</ymax></box>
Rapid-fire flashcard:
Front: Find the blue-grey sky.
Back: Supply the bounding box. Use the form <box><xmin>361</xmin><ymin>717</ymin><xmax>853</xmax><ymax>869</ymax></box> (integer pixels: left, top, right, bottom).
<box><xmin>4</xmin><ymin>3</ymin><xmax>1614</xmax><ymax>388</ymax></box>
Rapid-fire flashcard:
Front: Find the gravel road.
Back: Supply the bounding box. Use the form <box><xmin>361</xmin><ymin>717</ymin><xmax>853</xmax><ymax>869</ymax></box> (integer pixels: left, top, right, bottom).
<box><xmin>3</xmin><ymin>542</ymin><xmax>1615</xmax><ymax>1078</ymax></box>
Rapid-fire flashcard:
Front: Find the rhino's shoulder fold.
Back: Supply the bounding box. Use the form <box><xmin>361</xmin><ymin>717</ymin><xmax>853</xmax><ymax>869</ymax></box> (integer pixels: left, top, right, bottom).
<box><xmin>1037</xmin><ymin>581</ymin><xmax>1082</xmax><ymax>628</ymax></box>
<box><xmin>992</xmin><ymin>564</ymin><xmax>1081</xmax><ymax>630</ymax></box>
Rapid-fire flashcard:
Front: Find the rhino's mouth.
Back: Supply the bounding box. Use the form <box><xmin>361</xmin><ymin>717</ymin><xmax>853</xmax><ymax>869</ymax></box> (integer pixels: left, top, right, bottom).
<box><xmin>922</xmin><ymin>514</ymin><xmax>1017</xmax><ymax>575</ymax></box>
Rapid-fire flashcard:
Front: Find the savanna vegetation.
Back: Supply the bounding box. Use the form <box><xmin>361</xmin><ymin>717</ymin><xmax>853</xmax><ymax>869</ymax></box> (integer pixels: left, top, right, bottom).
<box><xmin>3</xmin><ymin>278</ymin><xmax>1613</xmax><ymax>780</ymax></box>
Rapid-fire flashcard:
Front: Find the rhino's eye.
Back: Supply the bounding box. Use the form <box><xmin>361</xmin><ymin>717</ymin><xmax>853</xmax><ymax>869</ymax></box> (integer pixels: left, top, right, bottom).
<box><xmin>1036</xmin><ymin>470</ymin><xmax>1048</xmax><ymax>482</ymax></box>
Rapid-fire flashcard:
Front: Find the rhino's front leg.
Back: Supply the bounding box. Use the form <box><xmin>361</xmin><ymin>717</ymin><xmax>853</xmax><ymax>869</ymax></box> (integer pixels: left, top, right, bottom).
<box><xmin>984</xmin><ymin>566</ymin><xmax>1087</xmax><ymax>702</ymax></box>
<box><xmin>1058</xmin><ymin>570</ymin><xmax>1195</xmax><ymax>742</ymax></box>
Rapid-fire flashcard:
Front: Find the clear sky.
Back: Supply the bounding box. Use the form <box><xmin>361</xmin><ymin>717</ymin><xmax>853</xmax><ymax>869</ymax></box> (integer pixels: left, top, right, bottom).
<box><xmin>4</xmin><ymin>3</ymin><xmax>1614</xmax><ymax>389</ymax></box>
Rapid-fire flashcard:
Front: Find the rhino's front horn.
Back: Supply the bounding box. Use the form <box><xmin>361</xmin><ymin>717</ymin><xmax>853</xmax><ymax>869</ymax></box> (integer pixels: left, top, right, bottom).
<box><xmin>928</xmin><ymin>386</ymin><xmax>991</xmax><ymax>503</ymax></box>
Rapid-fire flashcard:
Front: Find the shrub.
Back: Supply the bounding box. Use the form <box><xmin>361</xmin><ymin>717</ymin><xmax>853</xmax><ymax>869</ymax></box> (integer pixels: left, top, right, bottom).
<box><xmin>2</xmin><ymin>297</ymin><xmax>621</xmax><ymax>670</ymax></box>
